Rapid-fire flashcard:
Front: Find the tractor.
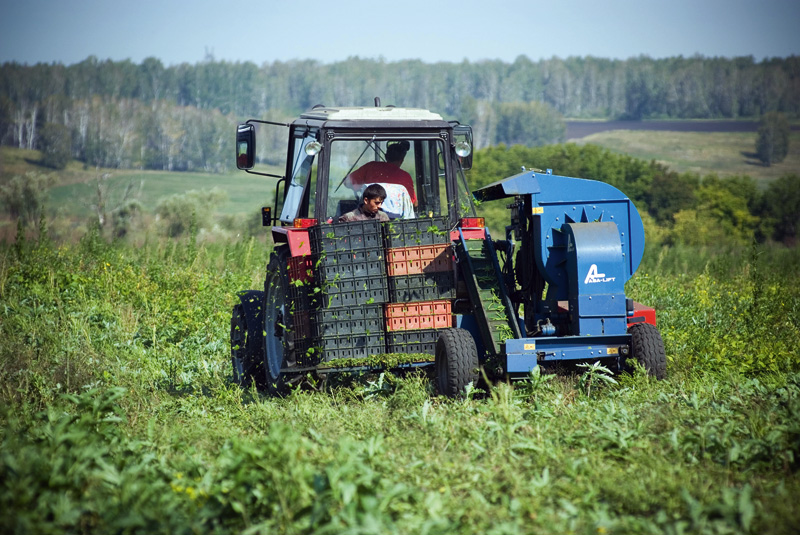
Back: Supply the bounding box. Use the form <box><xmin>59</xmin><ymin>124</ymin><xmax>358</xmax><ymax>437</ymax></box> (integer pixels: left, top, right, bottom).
<box><xmin>231</xmin><ymin>101</ymin><xmax>666</xmax><ymax>396</ymax></box>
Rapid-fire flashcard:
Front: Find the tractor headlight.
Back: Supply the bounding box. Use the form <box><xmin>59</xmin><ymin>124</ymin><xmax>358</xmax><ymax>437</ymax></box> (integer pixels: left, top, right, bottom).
<box><xmin>305</xmin><ymin>141</ymin><xmax>322</xmax><ymax>156</ymax></box>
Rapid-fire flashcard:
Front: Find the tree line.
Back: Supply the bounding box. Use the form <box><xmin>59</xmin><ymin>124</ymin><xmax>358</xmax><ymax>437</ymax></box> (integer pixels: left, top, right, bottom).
<box><xmin>468</xmin><ymin>143</ymin><xmax>799</xmax><ymax>246</ymax></box>
<box><xmin>1</xmin><ymin>54</ymin><xmax>799</xmax><ymax>172</ymax></box>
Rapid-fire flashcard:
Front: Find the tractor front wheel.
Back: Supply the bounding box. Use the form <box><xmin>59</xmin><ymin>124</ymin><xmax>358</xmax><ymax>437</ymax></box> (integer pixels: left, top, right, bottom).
<box><xmin>628</xmin><ymin>322</ymin><xmax>667</xmax><ymax>379</ymax></box>
<box><xmin>435</xmin><ymin>328</ymin><xmax>480</xmax><ymax>397</ymax></box>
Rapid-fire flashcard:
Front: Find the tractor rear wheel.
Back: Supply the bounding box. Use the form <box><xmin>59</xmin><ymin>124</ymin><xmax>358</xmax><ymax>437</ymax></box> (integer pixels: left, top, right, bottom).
<box><xmin>628</xmin><ymin>322</ymin><xmax>667</xmax><ymax>379</ymax></box>
<box><xmin>263</xmin><ymin>246</ymin><xmax>294</xmax><ymax>395</ymax></box>
<box><xmin>435</xmin><ymin>328</ymin><xmax>480</xmax><ymax>397</ymax></box>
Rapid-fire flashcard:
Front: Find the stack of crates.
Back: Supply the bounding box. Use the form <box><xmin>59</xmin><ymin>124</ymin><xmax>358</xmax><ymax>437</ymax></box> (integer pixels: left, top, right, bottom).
<box><xmin>307</xmin><ymin>220</ymin><xmax>388</xmax><ymax>361</ymax></box>
<box><xmin>382</xmin><ymin>217</ymin><xmax>455</xmax><ymax>354</ymax></box>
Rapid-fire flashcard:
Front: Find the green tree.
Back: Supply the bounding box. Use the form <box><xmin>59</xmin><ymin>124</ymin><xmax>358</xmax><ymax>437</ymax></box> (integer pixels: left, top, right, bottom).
<box><xmin>0</xmin><ymin>96</ymin><xmax>13</xmax><ymax>146</ymax></box>
<box><xmin>494</xmin><ymin>101</ymin><xmax>565</xmax><ymax>147</ymax></box>
<box><xmin>671</xmin><ymin>175</ymin><xmax>759</xmax><ymax>246</ymax></box>
<box><xmin>645</xmin><ymin>170</ymin><xmax>699</xmax><ymax>225</ymax></box>
<box><xmin>468</xmin><ymin>143</ymin><xmax>660</xmax><ymax>210</ymax></box>
<box><xmin>0</xmin><ymin>172</ymin><xmax>56</xmax><ymax>227</ymax></box>
<box><xmin>38</xmin><ymin>122</ymin><xmax>72</xmax><ymax>169</ymax></box>
<box><xmin>156</xmin><ymin>187</ymin><xmax>228</xmax><ymax>237</ymax></box>
<box><xmin>719</xmin><ymin>174</ymin><xmax>761</xmax><ymax>213</ymax></box>
<box><xmin>755</xmin><ymin>112</ymin><xmax>790</xmax><ymax>166</ymax></box>
<box><xmin>759</xmin><ymin>174</ymin><xmax>800</xmax><ymax>244</ymax></box>
<box><xmin>670</xmin><ymin>208</ymin><xmax>731</xmax><ymax>246</ymax></box>
<box><xmin>111</xmin><ymin>199</ymin><xmax>142</xmax><ymax>239</ymax></box>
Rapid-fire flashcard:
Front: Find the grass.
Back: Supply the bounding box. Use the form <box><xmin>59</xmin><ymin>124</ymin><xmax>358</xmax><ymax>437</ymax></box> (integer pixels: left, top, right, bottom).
<box><xmin>1</xmin><ymin>146</ymin><xmax>281</xmax><ymax>218</ymax></box>
<box><xmin>47</xmin><ymin>168</ymin><xmax>276</xmax><ymax>217</ymax></box>
<box><xmin>575</xmin><ymin>130</ymin><xmax>800</xmax><ymax>183</ymax></box>
<box><xmin>1</xmin><ymin>233</ymin><xmax>798</xmax><ymax>534</ymax></box>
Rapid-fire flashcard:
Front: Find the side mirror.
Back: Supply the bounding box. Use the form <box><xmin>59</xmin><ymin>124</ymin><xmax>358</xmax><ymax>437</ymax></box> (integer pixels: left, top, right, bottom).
<box><xmin>453</xmin><ymin>124</ymin><xmax>473</xmax><ymax>171</ymax></box>
<box><xmin>236</xmin><ymin>123</ymin><xmax>255</xmax><ymax>169</ymax></box>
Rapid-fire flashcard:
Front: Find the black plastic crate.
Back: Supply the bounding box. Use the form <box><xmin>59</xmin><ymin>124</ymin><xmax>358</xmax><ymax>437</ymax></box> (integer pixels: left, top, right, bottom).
<box><xmin>318</xmin><ymin>276</ymin><xmax>389</xmax><ymax>308</ymax></box>
<box><xmin>313</xmin><ymin>333</ymin><xmax>387</xmax><ymax>361</ymax></box>
<box><xmin>388</xmin><ymin>272</ymin><xmax>456</xmax><ymax>303</ymax></box>
<box><xmin>312</xmin><ymin>305</ymin><xmax>384</xmax><ymax>338</ymax></box>
<box><xmin>310</xmin><ymin>220</ymin><xmax>383</xmax><ymax>255</ymax></box>
<box><xmin>314</xmin><ymin>303</ymin><xmax>383</xmax><ymax>322</ymax></box>
<box><xmin>312</xmin><ymin>249</ymin><xmax>386</xmax><ymax>283</ymax></box>
<box><xmin>382</xmin><ymin>216</ymin><xmax>450</xmax><ymax>248</ymax></box>
<box><xmin>386</xmin><ymin>329</ymin><xmax>440</xmax><ymax>355</ymax></box>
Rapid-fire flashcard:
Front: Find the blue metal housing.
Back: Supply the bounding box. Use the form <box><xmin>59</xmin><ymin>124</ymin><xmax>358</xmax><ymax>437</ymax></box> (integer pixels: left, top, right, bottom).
<box><xmin>563</xmin><ymin>222</ymin><xmax>628</xmax><ymax>336</ymax></box>
<box><xmin>470</xmin><ymin>170</ymin><xmax>647</xmax><ymax>375</ymax></box>
<box><xmin>475</xmin><ymin>170</ymin><xmax>645</xmax><ymax>296</ymax></box>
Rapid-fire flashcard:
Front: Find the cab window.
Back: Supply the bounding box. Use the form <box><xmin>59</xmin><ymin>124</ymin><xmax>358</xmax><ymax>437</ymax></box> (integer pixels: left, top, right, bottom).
<box><xmin>279</xmin><ymin>131</ymin><xmax>319</xmax><ymax>223</ymax></box>
<box><xmin>325</xmin><ymin>138</ymin><xmax>446</xmax><ymax>222</ymax></box>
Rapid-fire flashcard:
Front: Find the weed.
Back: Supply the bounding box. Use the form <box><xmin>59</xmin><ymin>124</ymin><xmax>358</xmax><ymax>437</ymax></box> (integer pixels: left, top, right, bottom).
<box><xmin>576</xmin><ymin>361</ymin><xmax>618</xmax><ymax>397</ymax></box>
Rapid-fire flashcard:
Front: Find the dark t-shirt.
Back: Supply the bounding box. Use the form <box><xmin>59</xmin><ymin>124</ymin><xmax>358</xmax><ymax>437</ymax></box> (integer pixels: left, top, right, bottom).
<box><xmin>338</xmin><ymin>204</ymin><xmax>390</xmax><ymax>222</ymax></box>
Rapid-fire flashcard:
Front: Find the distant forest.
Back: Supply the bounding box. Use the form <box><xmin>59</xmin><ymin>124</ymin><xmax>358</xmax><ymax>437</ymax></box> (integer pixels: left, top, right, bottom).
<box><xmin>1</xmin><ymin>54</ymin><xmax>798</xmax><ymax>173</ymax></box>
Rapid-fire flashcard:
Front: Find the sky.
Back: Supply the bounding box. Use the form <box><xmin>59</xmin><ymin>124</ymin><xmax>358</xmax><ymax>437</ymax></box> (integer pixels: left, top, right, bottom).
<box><xmin>1</xmin><ymin>0</ymin><xmax>799</xmax><ymax>67</ymax></box>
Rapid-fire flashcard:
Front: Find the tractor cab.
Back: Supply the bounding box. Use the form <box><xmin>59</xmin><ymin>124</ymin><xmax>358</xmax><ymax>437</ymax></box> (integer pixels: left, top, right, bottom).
<box><xmin>237</xmin><ymin>105</ymin><xmax>476</xmax><ymax>234</ymax></box>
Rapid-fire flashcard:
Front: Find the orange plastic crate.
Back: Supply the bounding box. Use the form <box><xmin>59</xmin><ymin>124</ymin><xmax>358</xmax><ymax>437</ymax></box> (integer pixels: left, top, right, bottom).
<box><xmin>386</xmin><ymin>244</ymin><xmax>453</xmax><ymax>276</ymax></box>
<box><xmin>384</xmin><ymin>300</ymin><xmax>452</xmax><ymax>331</ymax></box>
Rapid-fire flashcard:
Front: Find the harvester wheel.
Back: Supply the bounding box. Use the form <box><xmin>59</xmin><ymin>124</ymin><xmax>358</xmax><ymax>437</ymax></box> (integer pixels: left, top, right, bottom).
<box><xmin>230</xmin><ymin>303</ymin><xmax>255</xmax><ymax>386</ymax></box>
<box><xmin>628</xmin><ymin>322</ymin><xmax>667</xmax><ymax>379</ymax></box>
<box><xmin>263</xmin><ymin>246</ymin><xmax>294</xmax><ymax>395</ymax></box>
<box><xmin>435</xmin><ymin>328</ymin><xmax>480</xmax><ymax>397</ymax></box>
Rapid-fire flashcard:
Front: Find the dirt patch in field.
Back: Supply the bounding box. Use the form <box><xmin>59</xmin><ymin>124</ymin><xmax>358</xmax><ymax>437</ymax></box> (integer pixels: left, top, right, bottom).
<box><xmin>566</xmin><ymin>120</ymin><xmax>799</xmax><ymax>140</ymax></box>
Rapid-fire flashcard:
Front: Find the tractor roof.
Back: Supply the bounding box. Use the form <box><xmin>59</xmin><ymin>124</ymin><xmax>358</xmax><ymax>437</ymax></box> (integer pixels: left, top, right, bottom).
<box><xmin>294</xmin><ymin>106</ymin><xmax>450</xmax><ymax>130</ymax></box>
<box><xmin>299</xmin><ymin>106</ymin><xmax>444</xmax><ymax>122</ymax></box>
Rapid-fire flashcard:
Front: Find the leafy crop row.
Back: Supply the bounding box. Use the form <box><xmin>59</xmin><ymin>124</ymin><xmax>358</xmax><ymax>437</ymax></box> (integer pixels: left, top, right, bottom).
<box><xmin>1</xmin><ymin>233</ymin><xmax>799</xmax><ymax>533</ymax></box>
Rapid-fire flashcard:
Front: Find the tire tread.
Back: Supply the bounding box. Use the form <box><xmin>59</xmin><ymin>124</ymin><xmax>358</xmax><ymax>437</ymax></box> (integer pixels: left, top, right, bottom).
<box><xmin>629</xmin><ymin>322</ymin><xmax>667</xmax><ymax>379</ymax></box>
<box><xmin>436</xmin><ymin>328</ymin><xmax>479</xmax><ymax>397</ymax></box>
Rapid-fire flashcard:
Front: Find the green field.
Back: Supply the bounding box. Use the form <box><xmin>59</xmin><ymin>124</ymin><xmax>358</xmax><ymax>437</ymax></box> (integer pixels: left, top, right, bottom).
<box><xmin>1</xmin><ymin>236</ymin><xmax>798</xmax><ymax>534</ymax></box>
<box><xmin>575</xmin><ymin>130</ymin><xmax>800</xmax><ymax>183</ymax></box>
<box><xmin>1</xmin><ymin>146</ymin><xmax>280</xmax><ymax>218</ymax></box>
<box><xmin>45</xmin><ymin>169</ymin><xmax>277</xmax><ymax>217</ymax></box>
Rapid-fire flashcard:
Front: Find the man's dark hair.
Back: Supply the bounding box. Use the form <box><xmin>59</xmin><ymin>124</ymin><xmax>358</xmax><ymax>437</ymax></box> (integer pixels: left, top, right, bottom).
<box><xmin>385</xmin><ymin>140</ymin><xmax>410</xmax><ymax>162</ymax></box>
<box><xmin>363</xmin><ymin>183</ymin><xmax>387</xmax><ymax>201</ymax></box>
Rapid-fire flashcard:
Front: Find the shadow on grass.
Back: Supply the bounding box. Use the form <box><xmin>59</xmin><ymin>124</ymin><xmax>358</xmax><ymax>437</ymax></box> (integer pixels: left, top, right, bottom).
<box><xmin>23</xmin><ymin>157</ymin><xmax>48</xmax><ymax>168</ymax></box>
<box><xmin>740</xmin><ymin>150</ymin><xmax>766</xmax><ymax>167</ymax></box>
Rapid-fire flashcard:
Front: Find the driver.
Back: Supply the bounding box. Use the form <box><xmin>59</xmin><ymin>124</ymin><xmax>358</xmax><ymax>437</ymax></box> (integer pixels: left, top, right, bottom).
<box><xmin>346</xmin><ymin>141</ymin><xmax>417</xmax><ymax>206</ymax></box>
<box><xmin>338</xmin><ymin>184</ymin><xmax>390</xmax><ymax>222</ymax></box>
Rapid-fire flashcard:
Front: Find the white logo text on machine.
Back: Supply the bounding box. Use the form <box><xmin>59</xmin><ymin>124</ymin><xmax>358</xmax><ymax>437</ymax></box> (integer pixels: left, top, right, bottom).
<box><xmin>585</xmin><ymin>264</ymin><xmax>615</xmax><ymax>284</ymax></box>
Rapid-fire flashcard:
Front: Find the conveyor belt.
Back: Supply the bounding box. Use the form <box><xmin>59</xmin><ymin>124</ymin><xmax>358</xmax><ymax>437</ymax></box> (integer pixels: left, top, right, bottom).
<box><xmin>454</xmin><ymin>229</ymin><xmax>521</xmax><ymax>356</ymax></box>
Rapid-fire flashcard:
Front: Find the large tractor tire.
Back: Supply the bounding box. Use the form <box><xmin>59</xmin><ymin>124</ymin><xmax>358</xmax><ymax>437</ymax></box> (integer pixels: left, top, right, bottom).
<box><xmin>263</xmin><ymin>246</ymin><xmax>295</xmax><ymax>395</ymax></box>
<box><xmin>435</xmin><ymin>328</ymin><xmax>480</xmax><ymax>397</ymax></box>
<box><xmin>628</xmin><ymin>322</ymin><xmax>667</xmax><ymax>379</ymax></box>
